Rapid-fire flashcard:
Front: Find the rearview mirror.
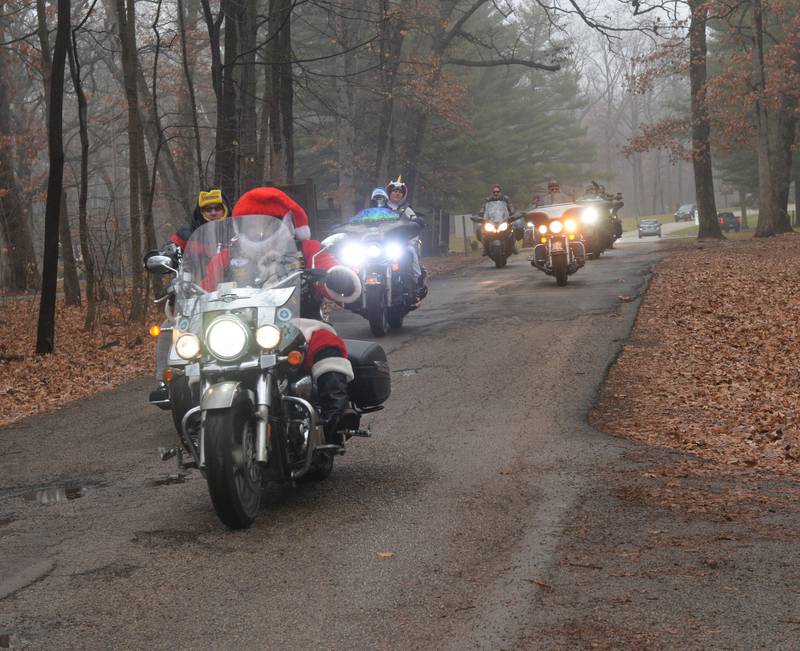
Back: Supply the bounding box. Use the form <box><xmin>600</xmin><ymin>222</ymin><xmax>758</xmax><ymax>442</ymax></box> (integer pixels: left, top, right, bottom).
<box><xmin>320</xmin><ymin>232</ymin><xmax>346</xmax><ymax>249</ymax></box>
<box><xmin>144</xmin><ymin>253</ymin><xmax>176</xmax><ymax>275</ymax></box>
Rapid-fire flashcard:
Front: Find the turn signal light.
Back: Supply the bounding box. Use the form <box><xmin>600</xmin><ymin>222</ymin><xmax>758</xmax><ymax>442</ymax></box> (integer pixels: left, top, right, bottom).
<box><xmin>149</xmin><ymin>324</ymin><xmax>161</xmax><ymax>338</ymax></box>
<box><xmin>391</xmin><ymin>263</ymin><xmax>400</xmax><ymax>272</ymax></box>
<box><xmin>287</xmin><ymin>350</ymin><xmax>304</xmax><ymax>367</ymax></box>
<box><xmin>162</xmin><ymin>368</ymin><xmax>174</xmax><ymax>383</ymax></box>
<box><xmin>540</xmin><ymin>237</ymin><xmax>547</xmax><ymax>244</ymax></box>
<box><xmin>569</xmin><ymin>233</ymin><xmax>575</xmax><ymax>241</ymax></box>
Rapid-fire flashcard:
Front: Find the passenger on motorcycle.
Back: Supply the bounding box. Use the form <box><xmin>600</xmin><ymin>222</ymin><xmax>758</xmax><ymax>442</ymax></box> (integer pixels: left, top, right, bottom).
<box><xmin>384</xmin><ymin>178</ymin><xmax>428</xmax><ymax>301</ymax></box>
<box><xmin>150</xmin><ymin>189</ymin><xmax>233</xmax><ymax>406</ymax></box>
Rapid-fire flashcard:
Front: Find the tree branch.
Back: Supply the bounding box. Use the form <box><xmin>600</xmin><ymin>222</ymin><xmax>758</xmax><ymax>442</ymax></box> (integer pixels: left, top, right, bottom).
<box><xmin>443</xmin><ymin>56</ymin><xmax>560</xmax><ymax>71</ymax></box>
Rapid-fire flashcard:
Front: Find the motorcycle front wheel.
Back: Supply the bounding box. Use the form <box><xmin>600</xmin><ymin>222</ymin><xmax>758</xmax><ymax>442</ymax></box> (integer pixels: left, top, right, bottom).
<box><xmin>553</xmin><ymin>255</ymin><xmax>568</xmax><ymax>286</ymax></box>
<box><xmin>204</xmin><ymin>396</ymin><xmax>262</xmax><ymax>529</ymax></box>
<box><xmin>367</xmin><ymin>291</ymin><xmax>389</xmax><ymax>337</ymax></box>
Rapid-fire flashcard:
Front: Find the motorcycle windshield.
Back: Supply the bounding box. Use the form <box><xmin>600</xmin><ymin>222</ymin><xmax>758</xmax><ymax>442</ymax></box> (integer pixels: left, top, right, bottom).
<box><xmin>348</xmin><ymin>207</ymin><xmax>398</xmax><ymax>224</ymax></box>
<box><xmin>178</xmin><ymin>216</ymin><xmax>303</xmax><ymax>297</ymax></box>
<box><xmin>484</xmin><ymin>201</ymin><xmax>509</xmax><ymax>222</ymax></box>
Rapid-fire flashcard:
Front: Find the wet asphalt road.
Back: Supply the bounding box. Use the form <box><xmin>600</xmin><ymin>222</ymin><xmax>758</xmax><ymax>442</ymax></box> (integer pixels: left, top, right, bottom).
<box><xmin>1</xmin><ymin>242</ymin><xmax>664</xmax><ymax>648</ymax></box>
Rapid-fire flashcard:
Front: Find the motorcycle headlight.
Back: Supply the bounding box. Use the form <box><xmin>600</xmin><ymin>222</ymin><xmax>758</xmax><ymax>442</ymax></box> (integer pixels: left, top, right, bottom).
<box><xmin>498</xmin><ymin>222</ymin><xmax>509</xmax><ymax>232</ymax></box>
<box><xmin>206</xmin><ymin>317</ymin><xmax>249</xmax><ymax>361</ymax></box>
<box><xmin>550</xmin><ymin>220</ymin><xmax>563</xmax><ymax>234</ymax></box>
<box><xmin>255</xmin><ymin>324</ymin><xmax>281</xmax><ymax>350</ymax></box>
<box><xmin>175</xmin><ymin>333</ymin><xmax>200</xmax><ymax>359</ymax></box>
<box><xmin>385</xmin><ymin>242</ymin><xmax>404</xmax><ymax>261</ymax></box>
<box><xmin>565</xmin><ymin>219</ymin><xmax>577</xmax><ymax>233</ymax></box>
<box><xmin>538</xmin><ymin>224</ymin><xmax>548</xmax><ymax>235</ymax></box>
<box><xmin>341</xmin><ymin>242</ymin><xmax>365</xmax><ymax>267</ymax></box>
<box><xmin>484</xmin><ymin>222</ymin><xmax>496</xmax><ymax>233</ymax></box>
<box><xmin>367</xmin><ymin>244</ymin><xmax>382</xmax><ymax>258</ymax></box>
<box><xmin>527</xmin><ymin>222</ymin><xmax>534</xmax><ymax>228</ymax></box>
<box><xmin>581</xmin><ymin>207</ymin><xmax>599</xmax><ymax>225</ymax></box>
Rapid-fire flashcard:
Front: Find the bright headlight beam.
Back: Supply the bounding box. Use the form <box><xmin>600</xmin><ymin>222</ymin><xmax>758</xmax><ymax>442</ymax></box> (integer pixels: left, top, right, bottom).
<box><xmin>498</xmin><ymin>222</ymin><xmax>509</xmax><ymax>232</ymax></box>
<box><xmin>256</xmin><ymin>324</ymin><xmax>281</xmax><ymax>350</ymax></box>
<box><xmin>550</xmin><ymin>220</ymin><xmax>563</xmax><ymax>233</ymax></box>
<box><xmin>385</xmin><ymin>242</ymin><xmax>404</xmax><ymax>261</ymax></box>
<box><xmin>538</xmin><ymin>224</ymin><xmax>548</xmax><ymax>235</ymax></box>
<box><xmin>341</xmin><ymin>242</ymin><xmax>365</xmax><ymax>267</ymax></box>
<box><xmin>565</xmin><ymin>219</ymin><xmax>577</xmax><ymax>233</ymax></box>
<box><xmin>581</xmin><ymin>207</ymin><xmax>599</xmax><ymax>224</ymax></box>
<box><xmin>206</xmin><ymin>318</ymin><xmax>248</xmax><ymax>360</ymax></box>
<box><xmin>484</xmin><ymin>223</ymin><xmax>496</xmax><ymax>233</ymax></box>
<box><xmin>175</xmin><ymin>334</ymin><xmax>200</xmax><ymax>359</ymax></box>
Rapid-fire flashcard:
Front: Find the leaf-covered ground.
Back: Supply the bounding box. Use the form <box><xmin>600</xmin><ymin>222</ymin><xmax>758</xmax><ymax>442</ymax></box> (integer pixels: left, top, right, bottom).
<box><xmin>0</xmin><ymin>294</ymin><xmax>159</xmax><ymax>428</ymax></box>
<box><xmin>591</xmin><ymin>233</ymin><xmax>800</xmax><ymax>474</ymax></box>
<box><xmin>0</xmin><ymin>254</ymin><xmax>481</xmax><ymax>429</ymax></box>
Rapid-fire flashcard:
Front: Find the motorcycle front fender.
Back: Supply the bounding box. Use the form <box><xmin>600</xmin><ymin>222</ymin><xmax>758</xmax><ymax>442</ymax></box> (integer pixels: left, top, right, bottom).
<box><xmin>201</xmin><ymin>381</ymin><xmax>255</xmax><ymax>411</ymax></box>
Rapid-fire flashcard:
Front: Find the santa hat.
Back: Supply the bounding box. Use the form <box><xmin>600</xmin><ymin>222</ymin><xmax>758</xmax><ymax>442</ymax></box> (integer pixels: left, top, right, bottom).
<box><xmin>232</xmin><ymin>187</ymin><xmax>311</xmax><ymax>241</ymax></box>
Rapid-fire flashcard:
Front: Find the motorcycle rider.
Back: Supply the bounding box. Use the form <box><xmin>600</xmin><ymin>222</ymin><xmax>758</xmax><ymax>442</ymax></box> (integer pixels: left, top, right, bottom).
<box><xmin>477</xmin><ymin>184</ymin><xmax>518</xmax><ymax>256</ymax></box>
<box><xmin>385</xmin><ymin>177</ymin><xmax>427</xmax><ymax>301</ymax></box>
<box><xmin>370</xmin><ymin>187</ymin><xmax>389</xmax><ymax>208</ymax></box>
<box><xmin>209</xmin><ymin>187</ymin><xmax>360</xmax><ymax>446</ymax></box>
<box><xmin>534</xmin><ymin>178</ymin><xmax>573</xmax><ymax>207</ymax></box>
<box><xmin>149</xmin><ymin>189</ymin><xmax>233</xmax><ymax>406</ymax></box>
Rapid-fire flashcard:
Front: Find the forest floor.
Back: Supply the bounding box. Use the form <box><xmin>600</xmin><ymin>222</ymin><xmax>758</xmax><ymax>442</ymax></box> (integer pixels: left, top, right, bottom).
<box><xmin>591</xmin><ymin>232</ymin><xmax>800</xmax><ymax>476</ymax></box>
<box><xmin>0</xmin><ymin>252</ymin><xmax>481</xmax><ymax>428</ymax></box>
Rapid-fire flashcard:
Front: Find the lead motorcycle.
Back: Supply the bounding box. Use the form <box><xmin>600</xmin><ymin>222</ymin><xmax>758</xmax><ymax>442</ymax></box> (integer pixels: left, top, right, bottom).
<box><xmin>145</xmin><ymin>216</ymin><xmax>390</xmax><ymax>529</ymax></box>
<box><xmin>326</xmin><ymin>207</ymin><xmax>424</xmax><ymax>337</ymax></box>
<box><xmin>525</xmin><ymin>204</ymin><xmax>587</xmax><ymax>286</ymax></box>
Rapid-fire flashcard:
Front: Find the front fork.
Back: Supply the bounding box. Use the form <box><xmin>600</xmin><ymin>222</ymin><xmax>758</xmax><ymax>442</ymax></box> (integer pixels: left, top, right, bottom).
<box><xmin>255</xmin><ymin>371</ymin><xmax>271</xmax><ymax>464</ymax></box>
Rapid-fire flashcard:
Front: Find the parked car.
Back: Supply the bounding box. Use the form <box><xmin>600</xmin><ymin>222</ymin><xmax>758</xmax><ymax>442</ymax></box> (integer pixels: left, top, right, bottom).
<box><xmin>638</xmin><ymin>219</ymin><xmax>662</xmax><ymax>238</ymax></box>
<box><xmin>718</xmin><ymin>211</ymin><xmax>740</xmax><ymax>233</ymax></box>
<box><xmin>674</xmin><ymin>203</ymin><xmax>696</xmax><ymax>222</ymax></box>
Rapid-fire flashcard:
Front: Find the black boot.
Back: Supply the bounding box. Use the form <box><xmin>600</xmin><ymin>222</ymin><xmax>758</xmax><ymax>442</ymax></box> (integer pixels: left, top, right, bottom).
<box><xmin>416</xmin><ymin>268</ymin><xmax>428</xmax><ymax>300</ymax></box>
<box><xmin>317</xmin><ymin>371</ymin><xmax>356</xmax><ymax>446</ymax></box>
<box><xmin>149</xmin><ymin>381</ymin><xmax>170</xmax><ymax>409</ymax></box>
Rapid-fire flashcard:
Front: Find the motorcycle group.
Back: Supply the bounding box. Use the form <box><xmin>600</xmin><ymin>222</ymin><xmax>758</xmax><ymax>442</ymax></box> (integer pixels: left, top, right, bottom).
<box><xmin>144</xmin><ymin>177</ymin><xmax>623</xmax><ymax>529</ymax></box>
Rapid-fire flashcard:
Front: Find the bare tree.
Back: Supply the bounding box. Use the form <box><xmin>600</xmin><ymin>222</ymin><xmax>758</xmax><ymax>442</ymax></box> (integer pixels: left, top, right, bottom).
<box><xmin>36</xmin><ymin>0</ymin><xmax>71</xmax><ymax>354</ymax></box>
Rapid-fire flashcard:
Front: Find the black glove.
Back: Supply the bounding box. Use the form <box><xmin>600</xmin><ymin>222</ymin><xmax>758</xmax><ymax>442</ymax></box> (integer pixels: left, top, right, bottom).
<box><xmin>326</xmin><ymin>267</ymin><xmax>359</xmax><ymax>299</ymax></box>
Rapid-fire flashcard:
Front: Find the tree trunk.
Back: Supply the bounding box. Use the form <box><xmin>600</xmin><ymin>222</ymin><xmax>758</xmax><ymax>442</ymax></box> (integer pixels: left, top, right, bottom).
<box><xmin>0</xmin><ymin>19</ymin><xmax>38</xmax><ymax>293</ymax></box>
<box><xmin>688</xmin><ymin>0</ymin><xmax>721</xmax><ymax>239</ymax></box>
<box><xmin>373</xmin><ymin>1</ymin><xmax>405</xmax><ymax>187</ymax></box>
<box><xmin>59</xmin><ymin>199</ymin><xmax>82</xmax><ymax>305</ymax></box>
<box><xmin>177</xmin><ymin>0</ymin><xmax>205</xmax><ymax>189</ymax></box>
<box><xmin>36</xmin><ymin>0</ymin><xmax>70</xmax><ymax>354</ymax></box>
<box><xmin>794</xmin><ymin>155</ymin><xmax>800</xmax><ymax>227</ymax></box>
<box><xmin>115</xmin><ymin>0</ymin><xmax>146</xmax><ymax>322</ymax></box>
<box><xmin>268</xmin><ymin>0</ymin><xmax>294</xmax><ymax>184</ymax></box>
<box><xmin>215</xmin><ymin>0</ymin><xmax>242</xmax><ymax>197</ymax></box>
<box><xmin>334</xmin><ymin>0</ymin><xmax>358</xmax><ymax>218</ymax></box>
<box><xmin>37</xmin><ymin>0</ymin><xmax>82</xmax><ymax>304</ymax></box>
<box><xmin>739</xmin><ymin>188</ymin><xmax>749</xmax><ymax>229</ymax></box>
<box><xmin>751</xmin><ymin>0</ymin><xmax>777</xmax><ymax>237</ymax></box>
<box><xmin>238</xmin><ymin>0</ymin><xmax>260</xmax><ymax>193</ymax></box>
<box><xmin>67</xmin><ymin>32</ymin><xmax>97</xmax><ymax>329</ymax></box>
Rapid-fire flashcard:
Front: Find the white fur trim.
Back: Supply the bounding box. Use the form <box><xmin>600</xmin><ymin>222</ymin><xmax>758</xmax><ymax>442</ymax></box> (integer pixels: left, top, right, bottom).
<box><xmin>290</xmin><ymin>317</ymin><xmax>337</xmax><ymax>342</ymax></box>
<box><xmin>311</xmin><ymin>356</ymin><xmax>354</xmax><ymax>382</ymax></box>
<box><xmin>294</xmin><ymin>225</ymin><xmax>310</xmax><ymax>241</ymax></box>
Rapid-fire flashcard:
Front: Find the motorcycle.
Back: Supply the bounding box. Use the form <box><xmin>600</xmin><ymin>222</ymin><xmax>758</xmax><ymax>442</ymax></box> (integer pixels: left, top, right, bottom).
<box><xmin>325</xmin><ymin>207</ymin><xmax>424</xmax><ymax>337</ymax></box>
<box><xmin>525</xmin><ymin>204</ymin><xmax>586</xmax><ymax>286</ymax></box>
<box><xmin>472</xmin><ymin>201</ymin><xmax>522</xmax><ymax>268</ymax></box>
<box><xmin>145</xmin><ymin>216</ymin><xmax>390</xmax><ymax>529</ymax></box>
<box><xmin>575</xmin><ymin>195</ymin><xmax>623</xmax><ymax>258</ymax></box>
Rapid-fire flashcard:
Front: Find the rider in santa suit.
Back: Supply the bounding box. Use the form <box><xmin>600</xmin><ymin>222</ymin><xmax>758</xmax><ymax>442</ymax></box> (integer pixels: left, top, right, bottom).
<box><xmin>223</xmin><ymin>187</ymin><xmax>361</xmax><ymax>445</ymax></box>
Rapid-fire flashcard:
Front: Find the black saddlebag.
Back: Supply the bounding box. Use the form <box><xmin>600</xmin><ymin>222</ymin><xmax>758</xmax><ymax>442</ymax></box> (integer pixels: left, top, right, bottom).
<box><xmin>343</xmin><ymin>339</ymin><xmax>391</xmax><ymax>409</ymax></box>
